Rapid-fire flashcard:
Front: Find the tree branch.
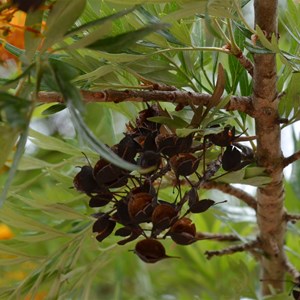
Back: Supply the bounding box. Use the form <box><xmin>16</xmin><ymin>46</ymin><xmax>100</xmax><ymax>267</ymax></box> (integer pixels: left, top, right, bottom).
<box><xmin>205</xmin><ymin>239</ymin><xmax>260</xmax><ymax>259</ymax></box>
<box><xmin>284</xmin><ymin>213</ymin><xmax>300</xmax><ymax>223</ymax></box>
<box><xmin>37</xmin><ymin>90</ymin><xmax>254</xmax><ymax>115</ymax></box>
<box><xmin>285</xmin><ymin>260</ymin><xmax>300</xmax><ymax>282</ymax></box>
<box><xmin>283</xmin><ymin>150</ymin><xmax>300</xmax><ymax>168</ymax></box>
<box><xmin>196</xmin><ymin>232</ymin><xmax>240</xmax><ymax>242</ymax></box>
<box><xmin>201</xmin><ymin>181</ymin><xmax>257</xmax><ymax>210</ymax></box>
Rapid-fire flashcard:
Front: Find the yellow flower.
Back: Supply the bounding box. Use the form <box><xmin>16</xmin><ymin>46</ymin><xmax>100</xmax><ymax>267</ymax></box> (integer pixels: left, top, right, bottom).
<box><xmin>0</xmin><ymin>223</ymin><xmax>14</xmax><ymax>240</ymax></box>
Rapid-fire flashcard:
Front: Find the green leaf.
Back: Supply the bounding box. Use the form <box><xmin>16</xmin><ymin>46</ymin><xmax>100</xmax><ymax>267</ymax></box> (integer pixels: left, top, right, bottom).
<box><xmin>0</xmin><ymin>64</ymin><xmax>34</xmax><ymax>88</ymax></box>
<box><xmin>0</xmin><ymin>127</ymin><xmax>29</xmax><ymax>207</ymax></box>
<box><xmin>0</xmin><ymin>92</ymin><xmax>31</xmax><ymax>129</ymax></box>
<box><xmin>65</xmin><ymin>6</ymin><xmax>137</xmax><ymax>37</ymax></box>
<box><xmin>147</xmin><ymin>115</ymin><xmax>188</xmax><ymax>129</ymax></box>
<box><xmin>28</xmin><ymin>129</ymin><xmax>83</xmax><ymax>156</ymax></box>
<box><xmin>68</xmin><ymin>105</ymin><xmax>139</xmax><ymax>172</ymax></box>
<box><xmin>50</xmin><ymin>58</ymin><xmax>84</xmax><ymax>113</ymax></box>
<box><xmin>0</xmin><ymin>39</ymin><xmax>25</xmax><ymax>58</ymax></box>
<box><xmin>255</xmin><ymin>25</ymin><xmax>279</xmax><ymax>53</ymax></box>
<box><xmin>0</xmin><ymin>124</ymin><xmax>19</xmax><ymax>170</ymax></box>
<box><xmin>41</xmin><ymin>0</ymin><xmax>87</xmax><ymax>51</ymax></box>
<box><xmin>41</xmin><ymin>103</ymin><xmax>66</xmax><ymax>116</ymax></box>
<box><xmin>24</xmin><ymin>8</ymin><xmax>44</xmax><ymax>61</ymax></box>
<box><xmin>86</xmin><ymin>23</ymin><xmax>167</xmax><ymax>53</ymax></box>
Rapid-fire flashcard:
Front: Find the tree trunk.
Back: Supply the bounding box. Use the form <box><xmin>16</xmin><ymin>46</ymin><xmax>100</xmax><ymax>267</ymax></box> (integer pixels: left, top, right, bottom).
<box><xmin>253</xmin><ymin>0</ymin><xmax>286</xmax><ymax>294</ymax></box>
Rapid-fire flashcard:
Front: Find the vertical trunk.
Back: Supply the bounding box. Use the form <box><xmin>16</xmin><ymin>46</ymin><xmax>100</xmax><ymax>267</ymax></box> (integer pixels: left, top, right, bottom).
<box><xmin>253</xmin><ymin>0</ymin><xmax>286</xmax><ymax>295</ymax></box>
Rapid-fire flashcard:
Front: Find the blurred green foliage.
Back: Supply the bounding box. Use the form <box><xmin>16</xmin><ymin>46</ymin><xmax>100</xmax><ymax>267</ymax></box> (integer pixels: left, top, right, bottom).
<box><xmin>0</xmin><ymin>0</ymin><xmax>300</xmax><ymax>299</ymax></box>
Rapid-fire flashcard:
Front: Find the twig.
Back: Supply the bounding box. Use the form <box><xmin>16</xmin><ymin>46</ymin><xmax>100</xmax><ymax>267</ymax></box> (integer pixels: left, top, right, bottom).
<box><xmin>285</xmin><ymin>260</ymin><xmax>300</xmax><ymax>282</ymax></box>
<box><xmin>196</xmin><ymin>232</ymin><xmax>240</xmax><ymax>242</ymax></box>
<box><xmin>37</xmin><ymin>90</ymin><xmax>254</xmax><ymax>115</ymax></box>
<box><xmin>201</xmin><ymin>181</ymin><xmax>257</xmax><ymax>210</ymax></box>
<box><xmin>283</xmin><ymin>150</ymin><xmax>300</xmax><ymax>168</ymax></box>
<box><xmin>284</xmin><ymin>213</ymin><xmax>300</xmax><ymax>223</ymax></box>
<box><xmin>234</xmin><ymin>51</ymin><xmax>254</xmax><ymax>77</ymax></box>
<box><xmin>205</xmin><ymin>239</ymin><xmax>260</xmax><ymax>259</ymax></box>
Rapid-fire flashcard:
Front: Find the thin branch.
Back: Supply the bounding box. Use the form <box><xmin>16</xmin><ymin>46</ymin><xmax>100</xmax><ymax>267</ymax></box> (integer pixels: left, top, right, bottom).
<box><xmin>196</xmin><ymin>232</ymin><xmax>240</xmax><ymax>242</ymax></box>
<box><xmin>285</xmin><ymin>260</ymin><xmax>300</xmax><ymax>282</ymax></box>
<box><xmin>37</xmin><ymin>90</ymin><xmax>254</xmax><ymax>115</ymax></box>
<box><xmin>201</xmin><ymin>181</ymin><xmax>257</xmax><ymax>210</ymax></box>
<box><xmin>233</xmin><ymin>51</ymin><xmax>254</xmax><ymax>77</ymax></box>
<box><xmin>284</xmin><ymin>213</ymin><xmax>300</xmax><ymax>223</ymax></box>
<box><xmin>283</xmin><ymin>150</ymin><xmax>300</xmax><ymax>168</ymax></box>
<box><xmin>205</xmin><ymin>239</ymin><xmax>260</xmax><ymax>259</ymax></box>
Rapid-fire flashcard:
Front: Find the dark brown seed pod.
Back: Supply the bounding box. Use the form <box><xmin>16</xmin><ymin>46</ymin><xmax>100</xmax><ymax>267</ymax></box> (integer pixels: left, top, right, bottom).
<box><xmin>138</xmin><ymin>151</ymin><xmax>161</xmax><ymax>171</ymax></box>
<box><xmin>117</xmin><ymin>135</ymin><xmax>140</xmax><ymax>163</ymax></box>
<box><xmin>128</xmin><ymin>192</ymin><xmax>154</xmax><ymax>223</ymax></box>
<box><xmin>221</xmin><ymin>146</ymin><xmax>242</xmax><ymax>171</ymax></box>
<box><xmin>170</xmin><ymin>153</ymin><xmax>200</xmax><ymax>177</ymax></box>
<box><xmin>136</xmin><ymin>105</ymin><xmax>161</xmax><ymax>132</ymax></box>
<box><xmin>115</xmin><ymin>226</ymin><xmax>143</xmax><ymax>245</ymax></box>
<box><xmin>92</xmin><ymin>214</ymin><xmax>116</xmax><ymax>242</ymax></box>
<box><xmin>73</xmin><ymin>166</ymin><xmax>99</xmax><ymax>195</ymax></box>
<box><xmin>189</xmin><ymin>199</ymin><xmax>216</xmax><ymax>214</ymax></box>
<box><xmin>113</xmin><ymin>199</ymin><xmax>131</xmax><ymax>225</ymax></box>
<box><xmin>168</xmin><ymin>217</ymin><xmax>197</xmax><ymax>245</ymax></box>
<box><xmin>207</xmin><ymin>125</ymin><xmax>236</xmax><ymax>147</ymax></box>
<box><xmin>12</xmin><ymin>0</ymin><xmax>45</xmax><ymax>12</ymax></box>
<box><xmin>156</xmin><ymin>134</ymin><xmax>193</xmax><ymax>157</ymax></box>
<box><xmin>134</xmin><ymin>238</ymin><xmax>174</xmax><ymax>263</ymax></box>
<box><xmin>89</xmin><ymin>193</ymin><xmax>113</xmax><ymax>208</ymax></box>
<box><xmin>151</xmin><ymin>204</ymin><xmax>178</xmax><ymax>234</ymax></box>
<box><xmin>293</xmin><ymin>289</ymin><xmax>300</xmax><ymax>300</ymax></box>
<box><xmin>93</xmin><ymin>159</ymin><xmax>123</xmax><ymax>185</ymax></box>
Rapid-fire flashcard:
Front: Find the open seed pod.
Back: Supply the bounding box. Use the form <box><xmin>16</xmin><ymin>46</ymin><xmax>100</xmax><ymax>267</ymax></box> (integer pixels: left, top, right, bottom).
<box><xmin>89</xmin><ymin>192</ymin><xmax>113</xmax><ymax>208</ymax></box>
<box><xmin>138</xmin><ymin>151</ymin><xmax>161</xmax><ymax>172</ymax></box>
<box><xmin>134</xmin><ymin>238</ymin><xmax>175</xmax><ymax>263</ymax></box>
<box><xmin>115</xmin><ymin>226</ymin><xmax>143</xmax><ymax>245</ymax></box>
<box><xmin>207</xmin><ymin>125</ymin><xmax>235</xmax><ymax>147</ymax></box>
<box><xmin>128</xmin><ymin>192</ymin><xmax>154</xmax><ymax>223</ymax></box>
<box><xmin>156</xmin><ymin>134</ymin><xmax>193</xmax><ymax>157</ymax></box>
<box><xmin>168</xmin><ymin>217</ymin><xmax>197</xmax><ymax>245</ymax></box>
<box><xmin>92</xmin><ymin>214</ymin><xmax>116</xmax><ymax>242</ymax></box>
<box><xmin>151</xmin><ymin>203</ymin><xmax>178</xmax><ymax>235</ymax></box>
<box><xmin>170</xmin><ymin>153</ymin><xmax>200</xmax><ymax>177</ymax></box>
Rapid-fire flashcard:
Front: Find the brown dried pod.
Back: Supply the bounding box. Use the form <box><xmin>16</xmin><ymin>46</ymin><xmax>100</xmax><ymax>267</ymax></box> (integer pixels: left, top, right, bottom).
<box><xmin>168</xmin><ymin>217</ymin><xmax>197</xmax><ymax>245</ymax></box>
<box><xmin>170</xmin><ymin>153</ymin><xmax>200</xmax><ymax>177</ymax></box>
<box><xmin>207</xmin><ymin>125</ymin><xmax>236</xmax><ymax>147</ymax></box>
<box><xmin>117</xmin><ymin>135</ymin><xmax>140</xmax><ymax>163</ymax></box>
<box><xmin>189</xmin><ymin>199</ymin><xmax>216</xmax><ymax>214</ymax></box>
<box><xmin>151</xmin><ymin>204</ymin><xmax>178</xmax><ymax>234</ymax></box>
<box><xmin>128</xmin><ymin>192</ymin><xmax>154</xmax><ymax>223</ymax></box>
<box><xmin>115</xmin><ymin>226</ymin><xmax>143</xmax><ymax>245</ymax></box>
<box><xmin>134</xmin><ymin>238</ymin><xmax>174</xmax><ymax>263</ymax></box>
<box><xmin>112</xmin><ymin>199</ymin><xmax>131</xmax><ymax>225</ymax></box>
<box><xmin>94</xmin><ymin>159</ymin><xmax>123</xmax><ymax>185</ymax></box>
<box><xmin>136</xmin><ymin>105</ymin><xmax>161</xmax><ymax>132</ymax></box>
<box><xmin>13</xmin><ymin>0</ymin><xmax>45</xmax><ymax>12</ymax></box>
<box><xmin>138</xmin><ymin>151</ymin><xmax>161</xmax><ymax>171</ymax></box>
<box><xmin>156</xmin><ymin>134</ymin><xmax>193</xmax><ymax>158</ymax></box>
<box><xmin>73</xmin><ymin>166</ymin><xmax>99</xmax><ymax>195</ymax></box>
<box><xmin>221</xmin><ymin>146</ymin><xmax>242</xmax><ymax>171</ymax></box>
<box><xmin>92</xmin><ymin>214</ymin><xmax>116</xmax><ymax>242</ymax></box>
<box><xmin>89</xmin><ymin>192</ymin><xmax>113</xmax><ymax>208</ymax></box>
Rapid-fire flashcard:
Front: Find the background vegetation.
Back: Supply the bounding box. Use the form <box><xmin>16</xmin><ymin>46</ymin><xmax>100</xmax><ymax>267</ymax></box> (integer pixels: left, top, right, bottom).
<box><xmin>1</xmin><ymin>0</ymin><xmax>300</xmax><ymax>299</ymax></box>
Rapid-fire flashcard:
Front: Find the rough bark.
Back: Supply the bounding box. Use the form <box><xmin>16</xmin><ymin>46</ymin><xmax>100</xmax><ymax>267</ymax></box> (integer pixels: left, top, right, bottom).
<box><xmin>253</xmin><ymin>0</ymin><xmax>286</xmax><ymax>294</ymax></box>
<box><xmin>37</xmin><ymin>90</ymin><xmax>253</xmax><ymax>115</ymax></box>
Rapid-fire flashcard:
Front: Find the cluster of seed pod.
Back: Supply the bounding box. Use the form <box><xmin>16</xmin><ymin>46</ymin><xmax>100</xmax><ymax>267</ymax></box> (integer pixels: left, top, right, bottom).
<box><xmin>73</xmin><ymin>105</ymin><xmax>252</xmax><ymax>263</ymax></box>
